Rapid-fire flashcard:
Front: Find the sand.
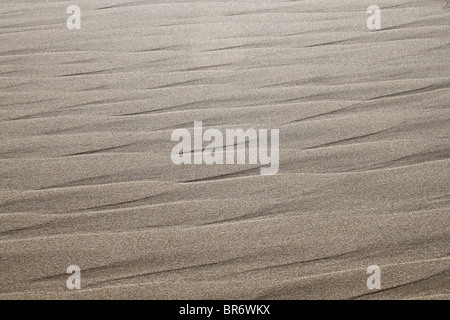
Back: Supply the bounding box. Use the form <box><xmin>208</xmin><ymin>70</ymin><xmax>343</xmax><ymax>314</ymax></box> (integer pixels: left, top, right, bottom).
<box><xmin>0</xmin><ymin>0</ymin><xmax>449</xmax><ymax>300</ymax></box>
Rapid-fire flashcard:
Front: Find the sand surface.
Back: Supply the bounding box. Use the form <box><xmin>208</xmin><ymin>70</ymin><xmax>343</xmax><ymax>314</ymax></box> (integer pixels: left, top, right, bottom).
<box><xmin>0</xmin><ymin>0</ymin><xmax>449</xmax><ymax>299</ymax></box>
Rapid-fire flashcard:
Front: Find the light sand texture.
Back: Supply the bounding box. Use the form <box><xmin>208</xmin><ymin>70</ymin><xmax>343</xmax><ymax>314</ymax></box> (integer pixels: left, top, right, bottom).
<box><xmin>0</xmin><ymin>0</ymin><xmax>449</xmax><ymax>299</ymax></box>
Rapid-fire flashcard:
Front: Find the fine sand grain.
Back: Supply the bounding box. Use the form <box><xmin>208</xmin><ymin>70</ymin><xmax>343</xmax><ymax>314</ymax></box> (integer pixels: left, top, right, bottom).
<box><xmin>0</xmin><ymin>0</ymin><xmax>449</xmax><ymax>299</ymax></box>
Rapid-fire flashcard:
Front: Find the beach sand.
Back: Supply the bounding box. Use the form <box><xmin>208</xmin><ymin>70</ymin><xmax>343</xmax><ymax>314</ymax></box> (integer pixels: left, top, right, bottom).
<box><xmin>0</xmin><ymin>0</ymin><xmax>449</xmax><ymax>299</ymax></box>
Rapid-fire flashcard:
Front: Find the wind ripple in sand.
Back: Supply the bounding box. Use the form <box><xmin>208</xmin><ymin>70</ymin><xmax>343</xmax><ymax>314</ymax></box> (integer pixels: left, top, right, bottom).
<box><xmin>0</xmin><ymin>0</ymin><xmax>449</xmax><ymax>299</ymax></box>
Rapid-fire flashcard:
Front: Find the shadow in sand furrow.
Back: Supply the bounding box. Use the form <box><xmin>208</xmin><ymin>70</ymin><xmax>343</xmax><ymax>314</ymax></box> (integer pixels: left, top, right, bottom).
<box><xmin>87</xmin><ymin>256</ymin><xmax>248</xmax><ymax>289</ymax></box>
<box><xmin>29</xmin><ymin>262</ymin><xmax>126</xmax><ymax>283</ymax></box>
<box><xmin>390</xmin><ymin>116</ymin><xmax>449</xmax><ymax>136</ymax></box>
<box><xmin>1</xmin><ymin>80</ymin><xmax>33</xmax><ymax>91</ymax></box>
<box><xmin>305</xmin><ymin>37</ymin><xmax>360</xmax><ymax>48</ymax></box>
<box><xmin>0</xmin><ymin>25</ymin><xmax>62</xmax><ymax>36</ymax></box>
<box><xmin>61</xmin><ymin>58</ymin><xmax>98</xmax><ymax>65</ymax></box>
<box><xmin>177</xmin><ymin>63</ymin><xmax>232</xmax><ymax>72</ymax></box>
<box><xmin>96</xmin><ymin>0</ymin><xmax>146</xmax><ymax>11</ymax></box>
<box><xmin>61</xmin><ymin>58</ymin><xmax>172</xmax><ymax>77</ymax></box>
<box><xmin>222</xmin><ymin>250</ymin><xmax>361</xmax><ymax>280</ymax></box>
<box><xmin>61</xmin><ymin>144</ymin><xmax>135</xmax><ymax>157</ymax></box>
<box><xmin>200</xmin><ymin>202</ymin><xmax>285</xmax><ymax>227</ymax></box>
<box><xmin>117</xmin><ymin>104</ymin><xmax>184</xmax><ymax>117</ymax></box>
<box><xmin>0</xmin><ymin>49</ymin><xmax>42</xmax><ymax>57</ymax></box>
<box><xmin>4</xmin><ymin>106</ymin><xmax>58</xmax><ymax>121</ymax></box>
<box><xmin>382</xmin><ymin>1</ymin><xmax>426</xmax><ymax>9</ymax></box>
<box><xmin>159</xmin><ymin>118</ymin><xmax>212</xmax><ymax>131</ymax></box>
<box><xmin>0</xmin><ymin>223</ymin><xmax>48</xmax><ymax>237</ymax></box>
<box><xmin>135</xmin><ymin>45</ymin><xmax>181</xmax><ymax>52</ymax></box>
<box><xmin>206</xmin><ymin>43</ymin><xmax>269</xmax><ymax>52</ymax></box>
<box><xmin>1</xmin><ymin>98</ymin><xmax>54</xmax><ymax>110</ymax></box>
<box><xmin>224</xmin><ymin>8</ymin><xmax>277</xmax><ymax>17</ymax></box>
<box><xmin>382</xmin><ymin>15</ymin><xmax>450</xmax><ymax>31</ymax></box>
<box><xmin>368</xmin><ymin>149</ymin><xmax>450</xmax><ymax>170</ymax></box>
<box><xmin>149</xmin><ymin>79</ymin><xmax>203</xmax><ymax>90</ymax></box>
<box><xmin>367</xmin><ymin>82</ymin><xmax>450</xmax><ymax>101</ymax></box>
<box><xmin>41</xmin><ymin>124</ymin><xmax>89</xmax><ymax>136</ymax></box>
<box><xmin>181</xmin><ymin>167</ymin><xmax>262</xmax><ymax>184</ymax></box>
<box><xmin>38</xmin><ymin>175</ymin><xmax>112</xmax><ymax>190</ymax></box>
<box><xmin>430</xmin><ymin>42</ymin><xmax>450</xmax><ymax>51</ymax></box>
<box><xmin>283</xmin><ymin>104</ymin><xmax>357</xmax><ymax>125</ymax></box>
<box><xmin>304</xmin><ymin>128</ymin><xmax>395</xmax><ymax>150</ymax></box>
<box><xmin>351</xmin><ymin>269</ymin><xmax>450</xmax><ymax>300</ymax></box>
<box><xmin>187</xmin><ymin>140</ymin><xmax>242</xmax><ymax>155</ymax></box>
<box><xmin>73</xmin><ymin>191</ymin><xmax>170</xmax><ymax>213</ymax></box>
<box><xmin>265</xmin><ymin>91</ymin><xmax>362</xmax><ymax>106</ymax></box>
<box><xmin>66</xmin><ymin>92</ymin><xmax>172</xmax><ymax>110</ymax></box>
<box><xmin>0</xmin><ymin>70</ymin><xmax>24</xmax><ymax>76</ymax></box>
<box><xmin>0</xmin><ymin>199</ymin><xmax>286</xmax><ymax>240</ymax></box>
<box><xmin>260</xmin><ymin>77</ymin><xmax>328</xmax><ymax>89</ymax></box>
<box><xmin>117</xmin><ymin>97</ymin><xmax>240</xmax><ymax>117</ymax></box>
<box><xmin>59</xmin><ymin>68</ymin><xmax>122</xmax><ymax>78</ymax></box>
<box><xmin>77</xmin><ymin>85</ymin><xmax>110</xmax><ymax>92</ymax></box>
<box><xmin>305</xmin><ymin>27</ymin><xmax>445</xmax><ymax>48</ymax></box>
